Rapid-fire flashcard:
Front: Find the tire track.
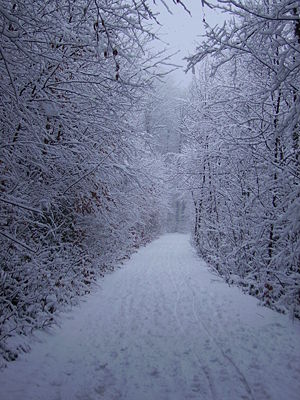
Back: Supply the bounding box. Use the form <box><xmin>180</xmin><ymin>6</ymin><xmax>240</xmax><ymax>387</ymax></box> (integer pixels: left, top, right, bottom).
<box><xmin>184</xmin><ymin>270</ymin><xmax>255</xmax><ymax>400</ymax></box>
<box><xmin>166</xmin><ymin>250</ymin><xmax>217</xmax><ymax>400</ymax></box>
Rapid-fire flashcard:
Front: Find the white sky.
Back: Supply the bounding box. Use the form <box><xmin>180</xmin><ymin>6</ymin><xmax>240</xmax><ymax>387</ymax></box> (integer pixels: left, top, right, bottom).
<box><xmin>151</xmin><ymin>1</ymin><xmax>224</xmax><ymax>88</ymax></box>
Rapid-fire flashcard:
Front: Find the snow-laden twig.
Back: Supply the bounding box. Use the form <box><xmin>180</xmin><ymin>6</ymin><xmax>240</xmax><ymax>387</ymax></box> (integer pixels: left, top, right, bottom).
<box><xmin>0</xmin><ymin>231</ymin><xmax>37</xmax><ymax>253</ymax></box>
<box><xmin>0</xmin><ymin>197</ymin><xmax>43</xmax><ymax>214</ymax></box>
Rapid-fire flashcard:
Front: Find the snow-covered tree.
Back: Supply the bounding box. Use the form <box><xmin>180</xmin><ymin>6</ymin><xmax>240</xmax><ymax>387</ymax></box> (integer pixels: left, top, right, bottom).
<box><xmin>182</xmin><ymin>0</ymin><xmax>300</xmax><ymax>317</ymax></box>
<box><xmin>0</xmin><ymin>0</ymin><xmax>170</xmax><ymax>363</ymax></box>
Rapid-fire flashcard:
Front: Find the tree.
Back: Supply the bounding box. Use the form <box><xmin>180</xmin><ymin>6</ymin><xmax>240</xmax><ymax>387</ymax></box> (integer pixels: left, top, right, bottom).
<box><xmin>182</xmin><ymin>0</ymin><xmax>300</xmax><ymax>317</ymax></box>
<box><xmin>0</xmin><ymin>0</ymin><xmax>170</xmax><ymax>363</ymax></box>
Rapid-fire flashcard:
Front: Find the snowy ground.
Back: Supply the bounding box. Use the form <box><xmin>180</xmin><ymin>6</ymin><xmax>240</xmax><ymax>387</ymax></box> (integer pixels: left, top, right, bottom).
<box><xmin>0</xmin><ymin>233</ymin><xmax>299</xmax><ymax>400</ymax></box>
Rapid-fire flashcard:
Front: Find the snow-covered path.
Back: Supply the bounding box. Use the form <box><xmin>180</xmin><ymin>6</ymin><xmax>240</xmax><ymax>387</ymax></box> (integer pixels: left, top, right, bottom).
<box><xmin>1</xmin><ymin>234</ymin><xmax>300</xmax><ymax>400</ymax></box>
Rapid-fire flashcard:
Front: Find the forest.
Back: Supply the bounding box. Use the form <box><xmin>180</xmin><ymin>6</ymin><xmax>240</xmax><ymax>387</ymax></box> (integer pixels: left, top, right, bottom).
<box><xmin>1</xmin><ymin>0</ymin><xmax>299</xmax><ymax>367</ymax></box>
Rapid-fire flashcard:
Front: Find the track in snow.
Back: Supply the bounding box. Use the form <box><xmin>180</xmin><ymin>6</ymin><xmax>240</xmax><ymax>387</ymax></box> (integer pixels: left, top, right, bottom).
<box><xmin>1</xmin><ymin>233</ymin><xmax>300</xmax><ymax>400</ymax></box>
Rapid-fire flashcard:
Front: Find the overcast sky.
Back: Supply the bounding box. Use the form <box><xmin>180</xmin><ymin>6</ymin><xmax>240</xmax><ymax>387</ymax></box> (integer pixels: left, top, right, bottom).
<box><xmin>151</xmin><ymin>1</ymin><xmax>224</xmax><ymax>87</ymax></box>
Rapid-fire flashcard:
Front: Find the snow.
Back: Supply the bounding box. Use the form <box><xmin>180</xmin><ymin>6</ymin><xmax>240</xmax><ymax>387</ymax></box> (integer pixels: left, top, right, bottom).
<box><xmin>0</xmin><ymin>233</ymin><xmax>299</xmax><ymax>400</ymax></box>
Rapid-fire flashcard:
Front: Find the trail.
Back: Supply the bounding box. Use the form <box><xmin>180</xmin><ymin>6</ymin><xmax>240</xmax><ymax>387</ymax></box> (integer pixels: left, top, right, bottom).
<box><xmin>1</xmin><ymin>234</ymin><xmax>299</xmax><ymax>400</ymax></box>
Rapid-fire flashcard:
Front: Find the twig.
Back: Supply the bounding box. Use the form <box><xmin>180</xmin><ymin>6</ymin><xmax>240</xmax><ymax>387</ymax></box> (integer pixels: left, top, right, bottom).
<box><xmin>0</xmin><ymin>197</ymin><xmax>43</xmax><ymax>214</ymax></box>
<box><xmin>0</xmin><ymin>46</ymin><xmax>19</xmax><ymax>104</ymax></box>
<box><xmin>63</xmin><ymin>148</ymin><xmax>116</xmax><ymax>195</ymax></box>
<box><xmin>0</xmin><ymin>231</ymin><xmax>37</xmax><ymax>253</ymax></box>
